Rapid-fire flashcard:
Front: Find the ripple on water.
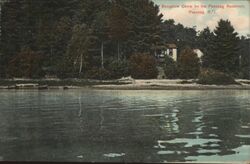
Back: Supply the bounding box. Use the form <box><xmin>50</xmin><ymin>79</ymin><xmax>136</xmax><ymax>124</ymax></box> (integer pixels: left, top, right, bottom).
<box><xmin>241</xmin><ymin>126</ymin><xmax>250</xmax><ymax>129</ymax></box>
<box><xmin>77</xmin><ymin>155</ymin><xmax>83</xmax><ymax>159</ymax></box>
<box><xmin>158</xmin><ymin>138</ymin><xmax>221</xmax><ymax>148</ymax></box>
<box><xmin>103</xmin><ymin>153</ymin><xmax>125</xmax><ymax>158</ymax></box>
<box><xmin>209</xmin><ymin>134</ymin><xmax>218</xmax><ymax>137</ymax></box>
<box><xmin>235</xmin><ymin>135</ymin><xmax>250</xmax><ymax>138</ymax></box>
<box><xmin>192</xmin><ymin>116</ymin><xmax>203</xmax><ymax>123</ymax></box>
<box><xmin>187</xmin><ymin>132</ymin><xmax>203</xmax><ymax>135</ymax></box>
<box><xmin>142</xmin><ymin>113</ymin><xmax>168</xmax><ymax>117</ymax></box>
<box><xmin>197</xmin><ymin>149</ymin><xmax>221</xmax><ymax>154</ymax></box>
<box><xmin>186</xmin><ymin>145</ymin><xmax>250</xmax><ymax>162</ymax></box>
<box><xmin>157</xmin><ymin>151</ymin><xmax>175</xmax><ymax>155</ymax></box>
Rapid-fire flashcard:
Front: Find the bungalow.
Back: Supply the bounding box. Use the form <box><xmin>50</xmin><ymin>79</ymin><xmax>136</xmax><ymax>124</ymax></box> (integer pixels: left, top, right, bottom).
<box><xmin>155</xmin><ymin>43</ymin><xmax>177</xmax><ymax>62</ymax></box>
<box><xmin>155</xmin><ymin>43</ymin><xmax>203</xmax><ymax>63</ymax></box>
<box><xmin>155</xmin><ymin>44</ymin><xmax>205</xmax><ymax>79</ymax></box>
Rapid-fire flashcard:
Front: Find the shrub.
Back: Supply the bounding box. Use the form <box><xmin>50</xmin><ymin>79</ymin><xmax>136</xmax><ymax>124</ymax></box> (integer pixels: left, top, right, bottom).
<box><xmin>178</xmin><ymin>47</ymin><xmax>200</xmax><ymax>79</ymax></box>
<box><xmin>107</xmin><ymin>59</ymin><xmax>129</xmax><ymax>79</ymax></box>
<box><xmin>7</xmin><ymin>48</ymin><xmax>44</xmax><ymax>78</ymax></box>
<box><xmin>129</xmin><ymin>53</ymin><xmax>158</xmax><ymax>79</ymax></box>
<box><xmin>197</xmin><ymin>68</ymin><xmax>238</xmax><ymax>85</ymax></box>
<box><xmin>85</xmin><ymin>67</ymin><xmax>111</xmax><ymax>80</ymax></box>
<box><xmin>164</xmin><ymin>55</ymin><xmax>178</xmax><ymax>79</ymax></box>
<box><xmin>55</xmin><ymin>57</ymin><xmax>78</xmax><ymax>79</ymax></box>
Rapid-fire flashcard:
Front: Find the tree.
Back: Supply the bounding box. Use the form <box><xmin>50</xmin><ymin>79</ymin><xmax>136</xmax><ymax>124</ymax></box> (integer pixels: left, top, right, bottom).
<box><xmin>64</xmin><ymin>24</ymin><xmax>95</xmax><ymax>77</ymax></box>
<box><xmin>75</xmin><ymin>0</ymin><xmax>110</xmax><ymax>69</ymax></box>
<box><xmin>0</xmin><ymin>0</ymin><xmax>79</xmax><ymax>77</ymax></box>
<box><xmin>0</xmin><ymin>0</ymin><xmax>25</xmax><ymax>77</ymax></box>
<box><xmin>161</xmin><ymin>19</ymin><xmax>198</xmax><ymax>54</ymax></box>
<box><xmin>239</xmin><ymin>37</ymin><xmax>250</xmax><ymax>79</ymax></box>
<box><xmin>108</xmin><ymin>3</ymin><xmax>130</xmax><ymax>60</ymax></box>
<box><xmin>108</xmin><ymin>0</ymin><xmax>163</xmax><ymax>58</ymax></box>
<box><xmin>7</xmin><ymin>48</ymin><xmax>44</xmax><ymax>78</ymax></box>
<box><xmin>128</xmin><ymin>0</ymin><xmax>163</xmax><ymax>54</ymax></box>
<box><xmin>106</xmin><ymin>58</ymin><xmax>129</xmax><ymax>79</ymax></box>
<box><xmin>207</xmin><ymin>19</ymin><xmax>240</xmax><ymax>75</ymax></box>
<box><xmin>178</xmin><ymin>47</ymin><xmax>200</xmax><ymax>79</ymax></box>
<box><xmin>197</xmin><ymin>27</ymin><xmax>215</xmax><ymax>67</ymax></box>
<box><xmin>92</xmin><ymin>11</ymin><xmax>109</xmax><ymax>69</ymax></box>
<box><xmin>164</xmin><ymin>55</ymin><xmax>178</xmax><ymax>79</ymax></box>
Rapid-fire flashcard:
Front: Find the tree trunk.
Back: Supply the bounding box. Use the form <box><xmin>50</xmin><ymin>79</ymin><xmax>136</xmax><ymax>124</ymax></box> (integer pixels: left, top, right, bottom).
<box><xmin>101</xmin><ymin>41</ymin><xmax>104</xmax><ymax>69</ymax></box>
<box><xmin>79</xmin><ymin>53</ymin><xmax>83</xmax><ymax>76</ymax></box>
<box><xmin>50</xmin><ymin>45</ymin><xmax>53</xmax><ymax>63</ymax></box>
<box><xmin>117</xmin><ymin>41</ymin><xmax>120</xmax><ymax>61</ymax></box>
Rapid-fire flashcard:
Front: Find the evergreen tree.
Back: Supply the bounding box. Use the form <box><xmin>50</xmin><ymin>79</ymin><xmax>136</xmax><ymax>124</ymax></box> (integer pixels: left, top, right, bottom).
<box><xmin>239</xmin><ymin>36</ymin><xmax>250</xmax><ymax>79</ymax></box>
<box><xmin>197</xmin><ymin>27</ymin><xmax>215</xmax><ymax>67</ymax></box>
<box><xmin>208</xmin><ymin>19</ymin><xmax>240</xmax><ymax>75</ymax></box>
<box><xmin>108</xmin><ymin>3</ymin><xmax>130</xmax><ymax>60</ymax></box>
<box><xmin>0</xmin><ymin>0</ymin><xmax>25</xmax><ymax>77</ymax></box>
<box><xmin>0</xmin><ymin>0</ymin><xmax>79</xmax><ymax>77</ymax></box>
<box><xmin>161</xmin><ymin>19</ymin><xmax>197</xmax><ymax>55</ymax></box>
<box><xmin>111</xmin><ymin>0</ymin><xmax>163</xmax><ymax>57</ymax></box>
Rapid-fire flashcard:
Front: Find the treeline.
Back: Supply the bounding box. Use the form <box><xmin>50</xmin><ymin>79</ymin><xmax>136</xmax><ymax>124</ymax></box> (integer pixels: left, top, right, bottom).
<box><xmin>164</xmin><ymin>19</ymin><xmax>250</xmax><ymax>80</ymax></box>
<box><xmin>0</xmin><ymin>0</ymin><xmax>249</xmax><ymax>80</ymax></box>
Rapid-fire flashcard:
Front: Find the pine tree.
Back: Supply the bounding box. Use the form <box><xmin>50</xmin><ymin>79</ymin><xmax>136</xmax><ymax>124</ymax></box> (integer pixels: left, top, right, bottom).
<box><xmin>110</xmin><ymin>0</ymin><xmax>163</xmax><ymax>57</ymax></box>
<box><xmin>239</xmin><ymin>36</ymin><xmax>250</xmax><ymax>79</ymax></box>
<box><xmin>197</xmin><ymin>27</ymin><xmax>215</xmax><ymax>67</ymax></box>
<box><xmin>208</xmin><ymin>19</ymin><xmax>240</xmax><ymax>75</ymax></box>
<box><xmin>161</xmin><ymin>19</ymin><xmax>197</xmax><ymax>54</ymax></box>
<box><xmin>0</xmin><ymin>0</ymin><xmax>26</xmax><ymax>77</ymax></box>
<box><xmin>108</xmin><ymin>3</ymin><xmax>130</xmax><ymax>60</ymax></box>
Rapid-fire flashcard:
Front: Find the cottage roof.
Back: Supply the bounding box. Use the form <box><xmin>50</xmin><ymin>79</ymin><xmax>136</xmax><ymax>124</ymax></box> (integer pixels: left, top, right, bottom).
<box><xmin>166</xmin><ymin>43</ymin><xmax>177</xmax><ymax>48</ymax></box>
<box><xmin>151</xmin><ymin>43</ymin><xmax>177</xmax><ymax>50</ymax></box>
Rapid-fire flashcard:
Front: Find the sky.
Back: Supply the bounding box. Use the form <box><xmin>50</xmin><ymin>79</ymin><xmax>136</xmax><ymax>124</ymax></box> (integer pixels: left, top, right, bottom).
<box><xmin>153</xmin><ymin>0</ymin><xmax>250</xmax><ymax>36</ymax></box>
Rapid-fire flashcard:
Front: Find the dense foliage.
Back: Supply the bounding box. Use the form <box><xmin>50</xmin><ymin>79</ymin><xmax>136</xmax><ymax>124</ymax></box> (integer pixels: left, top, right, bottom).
<box><xmin>129</xmin><ymin>53</ymin><xmax>158</xmax><ymax>79</ymax></box>
<box><xmin>0</xmin><ymin>1</ymin><xmax>249</xmax><ymax>80</ymax></box>
<box><xmin>7</xmin><ymin>48</ymin><xmax>44</xmax><ymax>78</ymax></box>
<box><xmin>178</xmin><ymin>47</ymin><xmax>200</xmax><ymax>79</ymax></box>
<box><xmin>201</xmin><ymin>20</ymin><xmax>240</xmax><ymax>75</ymax></box>
<box><xmin>164</xmin><ymin>55</ymin><xmax>178</xmax><ymax>79</ymax></box>
<box><xmin>197</xmin><ymin>69</ymin><xmax>238</xmax><ymax>85</ymax></box>
<box><xmin>106</xmin><ymin>59</ymin><xmax>129</xmax><ymax>79</ymax></box>
<box><xmin>0</xmin><ymin>0</ymin><xmax>163</xmax><ymax>79</ymax></box>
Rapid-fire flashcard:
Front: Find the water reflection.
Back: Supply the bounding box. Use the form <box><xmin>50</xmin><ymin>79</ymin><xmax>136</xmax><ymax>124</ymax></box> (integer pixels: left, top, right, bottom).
<box><xmin>0</xmin><ymin>90</ymin><xmax>249</xmax><ymax>162</ymax></box>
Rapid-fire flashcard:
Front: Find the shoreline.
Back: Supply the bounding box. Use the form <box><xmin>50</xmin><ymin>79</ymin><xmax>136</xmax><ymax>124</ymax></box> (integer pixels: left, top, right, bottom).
<box><xmin>91</xmin><ymin>84</ymin><xmax>250</xmax><ymax>90</ymax></box>
<box><xmin>0</xmin><ymin>79</ymin><xmax>250</xmax><ymax>90</ymax></box>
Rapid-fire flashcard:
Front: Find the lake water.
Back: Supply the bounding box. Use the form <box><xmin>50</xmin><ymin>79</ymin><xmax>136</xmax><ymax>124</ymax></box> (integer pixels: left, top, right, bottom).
<box><xmin>0</xmin><ymin>90</ymin><xmax>249</xmax><ymax>162</ymax></box>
